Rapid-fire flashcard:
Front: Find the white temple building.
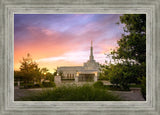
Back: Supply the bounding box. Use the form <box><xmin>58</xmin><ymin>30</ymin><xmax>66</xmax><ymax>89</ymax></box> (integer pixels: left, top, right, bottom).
<box><xmin>57</xmin><ymin>41</ymin><xmax>100</xmax><ymax>82</ymax></box>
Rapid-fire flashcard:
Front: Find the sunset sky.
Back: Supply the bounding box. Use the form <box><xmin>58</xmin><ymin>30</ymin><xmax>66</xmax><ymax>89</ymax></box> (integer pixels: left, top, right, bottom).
<box><xmin>14</xmin><ymin>14</ymin><xmax>125</xmax><ymax>73</ymax></box>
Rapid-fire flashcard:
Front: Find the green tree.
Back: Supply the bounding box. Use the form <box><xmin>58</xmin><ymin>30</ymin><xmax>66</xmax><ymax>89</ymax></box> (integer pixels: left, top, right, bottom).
<box><xmin>19</xmin><ymin>53</ymin><xmax>41</xmax><ymax>86</ymax></box>
<box><xmin>53</xmin><ymin>69</ymin><xmax>64</xmax><ymax>78</ymax></box>
<box><xmin>40</xmin><ymin>67</ymin><xmax>49</xmax><ymax>74</ymax></box>
<box><xmin>14</xmin><ymin>70</ymin><xmax>22</xmax><ymax>81</ymax></box>
<box><xmin>53</xmin><ymin>69</ymin><xmax>58</xmax><ymax>76</ymax></box>
<box><xmin>40</xmin><ymin>67</ymin><xmax>49</xmax><ymax>81</ymax></box>
<box><xmin>101</xmin><ymin>14</ymin><xmax>146</xmax><ymax>90</ymax></box>
<box><xmin>113</xmin><ymin>14</ymin><xmax>146</xmax><ymax>83</ymax></box>
<box><xmin>113</xmin><ymin>14</ymin><xmax>146</xmax><ymax>64</ymax></box>
<box><xmin>46</xmin><ymin>73</ymin><xmax>54</xmax><ymax>81</ymax></box>
<box><xmin>138</xmin><ymin>76</ymin><xmax>146</xmax><ymax>99</ymax></box>
<box><xmin>99</xmin><ymin>64</ymin><xmax>110</xmax><ymax>80</ymax></box>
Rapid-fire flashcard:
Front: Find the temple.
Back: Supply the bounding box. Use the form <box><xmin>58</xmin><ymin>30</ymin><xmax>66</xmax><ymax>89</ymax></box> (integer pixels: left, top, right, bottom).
<box><xmin>57</xmin><ymin>41</ymin><xmax>100</xmax><ymax>82</ymax></box>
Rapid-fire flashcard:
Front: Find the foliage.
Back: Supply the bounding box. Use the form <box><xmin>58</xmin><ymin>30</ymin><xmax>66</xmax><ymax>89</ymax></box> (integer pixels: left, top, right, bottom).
<box><xmin>53</xmin><ymin>69</ymin><xmax>64</xmax><ymax>77</ymax></box>
<box><xmin>19</xmin><ymin>53</ymin><xmax>41</xmax><ymax>85</ymax></box>
<box><xmin>93</xmin><ymin>81</ymin><xmax>104</xmax><ymax>89</ymax></box>
<box><xmin>59</xmin><ymin>70</ymin><xmax>64</xmax><ymax>77</ymax></box>
<box><xmin>14</xmin><ymin>71</ymin><xmax>23</xmax><ymax>81</ymax></box>
<box><xmin>25</xmin><ymin>83</ymin><xmax>34</xmax><ymax>88</ymax></box>
<box><xmin>42</xmin><ymin>82</ymin><xmax>56</xmax><ymax>87</ymax></box>
<box><xmin>138</xmin><ymin>76</ymin><xmax>146</xmax><ymax>100</ymax></box>
<box><xmin>113</xmin><ymin>14</ymin><xmax>146</xmax><ymax>64</ymax></box>
<box><xmin>14</xmin><ymin>53</ymin><xmax>55</xmax><ymax>88</ymax></box>
<box><xmin>53</xmin><ymin>69</ymin><xmax>57</xmax><ymax>76</ymax></box>
<box><xmin>14</xmin><ymin>82</ymin><xmax>18</xmax><ymax>86</ymax></box>
<box><xmin>98</xmin><ymin>65</ymin><xmax>110</xmax><ymax>80</ymax></box>
<box><xmin>34</xmin><ymin>84</ymin><xmax>41</xmax><ymax>88</ymax></box>
<box><xmin>20</xmin><ymin>84</ymin><xmax>121</xmax><ymax>101</ymax></box>
<box><xmin>45</xmin><ymin>73</ymin><xmax>54</xmax><ymax>82</ymax></box>
<box><xmin>40</xmin><ymin>67</ymin><xmax>48</xmax><ymax>74</ymax></box>
<box><xmin>19</xmin><ymin>82</ymin><xmax>56</xmax><ymax>89</ymax></box>
<box><xmin>102</xmin><ymin>62</ymin><xmax>145</xmax><ymax>90</ymax></box>
<box><xmin>100</xmin><ymin>14</ymin><xmax>146</xmax><ymax>90</ymax></box>
<box><xmin>109</xmin><ymin>63</ymin><xmax>132</xmax><ymax>90</ymax></box>
<box><xmin>104</xmin><ymin>85</ymin><xmax>123</xmax><ymax>91</ymax></box>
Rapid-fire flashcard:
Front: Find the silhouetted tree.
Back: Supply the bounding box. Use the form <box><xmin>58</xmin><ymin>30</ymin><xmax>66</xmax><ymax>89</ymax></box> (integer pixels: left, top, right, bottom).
<box><xmin>19</xmin><ymin>53</ymin><xmax>41</xmax><ymax>86</ymax></box>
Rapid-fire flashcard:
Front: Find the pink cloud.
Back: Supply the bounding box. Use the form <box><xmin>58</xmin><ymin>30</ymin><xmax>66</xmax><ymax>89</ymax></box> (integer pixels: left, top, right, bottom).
<box><xmin>14</xmin><ymin>14</ymin><xmax>123</xmax><ymax>72</ymax></box>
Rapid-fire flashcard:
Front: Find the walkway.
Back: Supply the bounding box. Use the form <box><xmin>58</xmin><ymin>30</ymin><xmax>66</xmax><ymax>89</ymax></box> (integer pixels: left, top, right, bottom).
<box><xmin>110</xmin><ymin>90</ymin><xmax>145</xmax><ymax>101</ymax></box>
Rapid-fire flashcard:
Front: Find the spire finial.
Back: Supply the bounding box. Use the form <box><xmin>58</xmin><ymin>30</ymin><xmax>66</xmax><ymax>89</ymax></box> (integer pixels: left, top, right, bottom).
<box><xmin>90</xmin><ymin>40</ymin><xmax>94</xmax><ymax>61</ymax></box>
<box><xmin>91</xmin><ymin>40</ymin><xmax>92</xmax><ymax>47</ymax></box>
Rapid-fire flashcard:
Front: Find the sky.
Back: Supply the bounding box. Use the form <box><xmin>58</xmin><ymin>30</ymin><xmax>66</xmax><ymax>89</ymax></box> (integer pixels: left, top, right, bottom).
<box><xmin>14</xmin><ymin>14</ymin><xmax>125</xmax><ymax>73</ymax></box>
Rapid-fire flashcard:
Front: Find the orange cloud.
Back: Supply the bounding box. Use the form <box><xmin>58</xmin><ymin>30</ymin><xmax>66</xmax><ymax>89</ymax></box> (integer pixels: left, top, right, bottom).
<box><xmin>14</xmin><ymin>14</ymin><xmax>123</xmax><ymax>72</ymax></box>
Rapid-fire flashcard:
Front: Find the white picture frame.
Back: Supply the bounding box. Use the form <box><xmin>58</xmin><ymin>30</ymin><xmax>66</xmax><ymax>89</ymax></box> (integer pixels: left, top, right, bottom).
<box><xmin>0</xmin><ymin>0</ymin><xmax>160</xmax><ymax>115</ymax></box>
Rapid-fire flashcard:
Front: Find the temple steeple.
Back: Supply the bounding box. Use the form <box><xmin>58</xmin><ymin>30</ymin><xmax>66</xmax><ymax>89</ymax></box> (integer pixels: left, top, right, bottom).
<box><xmin>89</xmin><ymin>40</ymin><xmax>94</xmax><ymax>61</ymax></box>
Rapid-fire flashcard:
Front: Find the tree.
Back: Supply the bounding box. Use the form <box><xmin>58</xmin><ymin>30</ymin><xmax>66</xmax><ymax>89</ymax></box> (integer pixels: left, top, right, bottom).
<box><xmin>101</xmin><ymin>14</ymin><xmax>146</xmax><ymax>90</ymax></box>
<box><xmin>112</xmin><ymin>14</ymin><xmax>146</xmax><ymax>64</ymax></box>
<box><xmin>40</xmin><ymin>67</ymin><xmax>49</xmax><ymax>81</ymax></box>
<box><xmin>45</xmin><ymin>73</ymin><xmax>54</xmax><ymax>82</ymax></box>
<box><xmin>53</xmin><ymin>69</ymin><xmax>57</xmax><ymax>76</ymax></box>
<box><xmin>114</xmin><ymin>14</ymin><xmax>146</xmax><ymax>81</ymax></box>
<box><xmin>40</xmin><ymin>67</ymin><xmax>49</xmax><ymax>74</ymax></box>
<box><xmin>138</xmin><ymin>76</ymin><xmax>146</xmax><ymax>99</ymax></box>
<box><xmin>19</xmin><ymin>53</ymin><xmax>41</xmax><ymax>86</ymax></box>
<box><xmin>99</xmin><ymin>64</ymin><xmax>110</xmax><ymax>80</ymax></box>
<box><xmin>53</xmin><ymin>69</ymin><xmax>63</xmax><ymax>77</ymax></box>
<box><xmin>14</xmin><ymin>70</ymin><xmax>23</xmax><ymax>81</ymax></box>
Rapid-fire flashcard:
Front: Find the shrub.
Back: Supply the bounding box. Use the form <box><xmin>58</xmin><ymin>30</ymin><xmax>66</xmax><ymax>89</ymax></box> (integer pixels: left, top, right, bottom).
<box><xmin>34</xmin><ymin>84</ymin><xmax>41</xmax><ymax>88</ymax></box>
<box><xmin>42</xmin><ymin>82</ymin><xmax>56</xmax><ymax>87</ymax></box>
<box><xmin>25</xmin><ymin>83</ymin><xmax>34</xmax><ymax>88</ymax></box>
<box><xmin>108</xmin><ymin>64</ymin><xmax>132</xmax><ymax>90</ymax></box>
<box><xmin>138</xmin><ymin>76</ymin><xmax>146</xmax><ymax>100</ymax></box>
<box><xmin>20</xmin><ymin>84</ymin><xmax>121</xmax><ymax>101</ymax></box>
<box><xmin>14</xmin><ymin>82</ymin><xmax>18</xmax><ymax>86</ymax></box>
<box><xmin>93</xmin><ymin>81</ymin><xmax>104</xmax><ymax>88</ymax></box>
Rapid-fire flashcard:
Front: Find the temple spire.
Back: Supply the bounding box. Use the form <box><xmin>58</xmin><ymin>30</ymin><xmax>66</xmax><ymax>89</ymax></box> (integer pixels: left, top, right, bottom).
<box><xmin>90</xmin><ymin>40</ymin><xmax>94</xmax><ymax>61</ymax></box>
<box><xmin>91</xmin><ymin>40</ymin><xmax>92</xmax><ymax>47</ymax></box>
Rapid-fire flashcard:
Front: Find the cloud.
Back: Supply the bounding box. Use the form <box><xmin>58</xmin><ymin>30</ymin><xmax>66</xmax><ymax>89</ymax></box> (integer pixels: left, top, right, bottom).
<box><xmin>14</xmin><ymin>14</ymin><xmax>124</xmax><ymax>72</ymax></box>
<box><xmin>36</xmin><ymin>51</ymin><xmax>88</xmax><ymax>63</ymax></box>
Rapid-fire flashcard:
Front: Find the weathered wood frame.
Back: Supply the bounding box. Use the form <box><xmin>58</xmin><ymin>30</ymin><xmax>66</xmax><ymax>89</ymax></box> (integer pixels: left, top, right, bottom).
<box><xmin>0</xmin><ymin>0</ymin><xmax>160</xmax><ymax>115</ymax></box>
